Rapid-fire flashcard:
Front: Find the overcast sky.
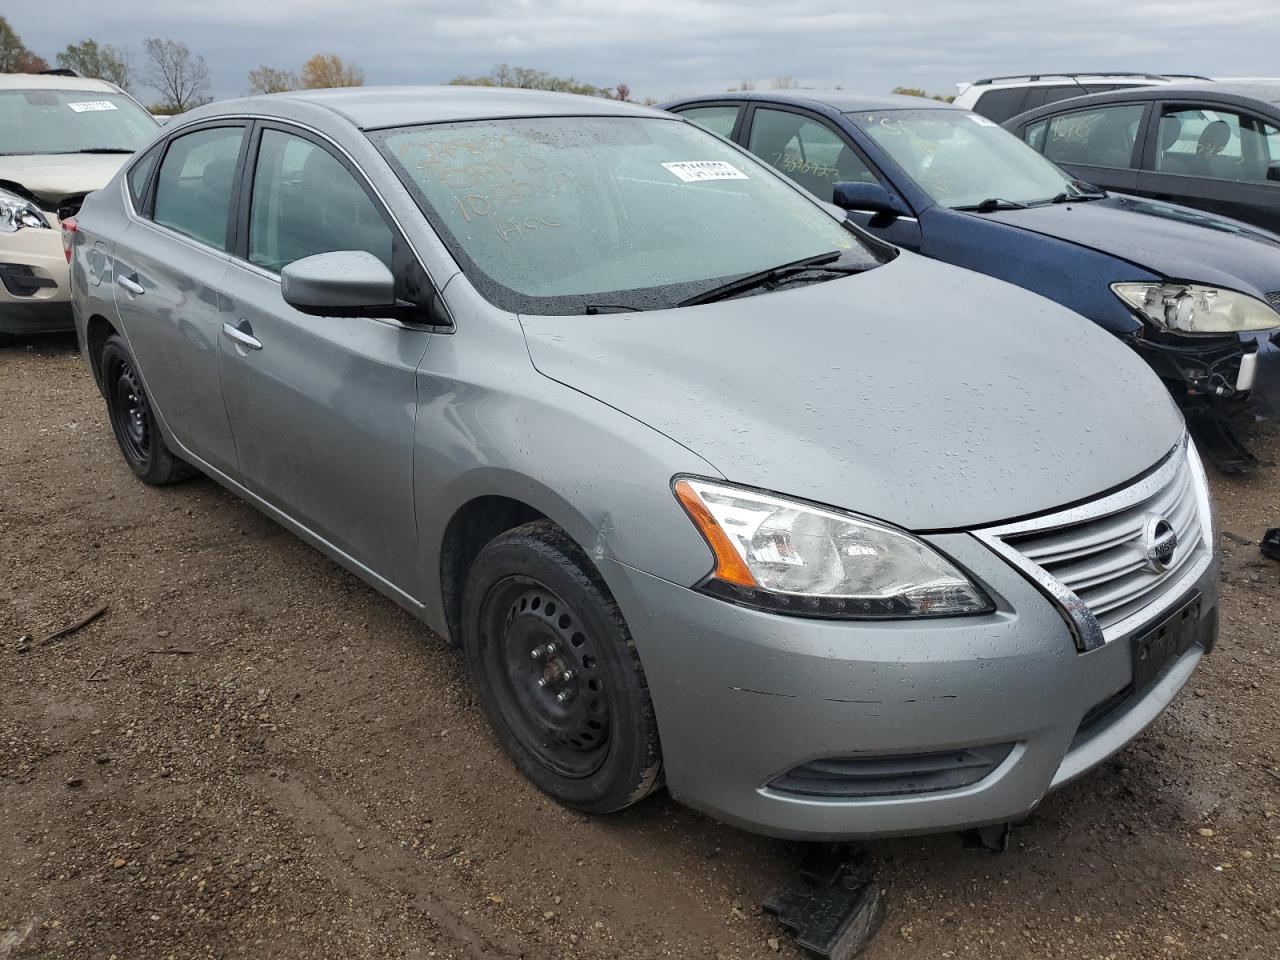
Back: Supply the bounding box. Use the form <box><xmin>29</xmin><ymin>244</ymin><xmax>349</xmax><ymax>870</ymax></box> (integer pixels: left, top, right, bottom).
<box><xmin>12</xmin><ymin>1</ymin><xmax>1279</xmax><ymax>103</ymax></box>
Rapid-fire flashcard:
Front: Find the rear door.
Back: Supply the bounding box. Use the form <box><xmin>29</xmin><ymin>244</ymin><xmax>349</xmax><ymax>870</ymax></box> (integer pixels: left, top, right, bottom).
<box><xmin>112</xmin><ymin>122</ymin><xmax>247</xmax><ymax>474</ymax></box>
<box><xmin>1021</xmin><ymin>101</ymin><xmax>1149</xmax><ymax>193</ymax></box>
<box><xmin>1134</xmin><ymin>100</ymin><xmax>1280</xmax><ymax>232</ymax></box>
<box><xmin>216</xmin><ymin>121</ymin><xmax>442</xmax><ymax>592</ymax></box>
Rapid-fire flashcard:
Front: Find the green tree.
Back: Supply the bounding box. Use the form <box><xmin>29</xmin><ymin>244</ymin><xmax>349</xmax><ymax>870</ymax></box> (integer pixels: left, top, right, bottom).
<box><xmin>57</xmin><ymin>39</ymin><xmax>132</xmax><ymax>90</ymax></box>
<box><xmin>247</xmin><ymin>65</ymin><xmax>299</xmax><ymax>95</ymax></box>
<box><xmin>0</xmin><ymin>15</ymin><xmax>46</xmax><ymax>73</ymax></box>
<box><xmin>892</xmin><ymin>85</ymin><xmax>956</xmax><ymax>103</ymax></box>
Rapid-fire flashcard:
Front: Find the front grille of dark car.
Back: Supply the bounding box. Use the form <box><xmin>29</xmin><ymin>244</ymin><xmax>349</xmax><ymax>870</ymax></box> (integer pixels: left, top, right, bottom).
<box><xmin>768</xmin><ymin>744</ymin><xmax>1014</xmax><ymax>799</ymax></box>
<box><xmin>57</xmin><ymin>195</ymin><xmax>86</xmax><ymax>221</ymax></box>
<box><xmin>1266</xmin><ymin>291</ymin><xmax>1280</xmax><ymax>310</ymax></box>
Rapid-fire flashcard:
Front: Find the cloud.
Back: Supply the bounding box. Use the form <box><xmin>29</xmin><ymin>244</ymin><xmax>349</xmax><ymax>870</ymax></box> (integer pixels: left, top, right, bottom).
<box><xmin>12</xmin><ymin>0</ymin><xmax>1278</xmax><ymax>103</ymax></box>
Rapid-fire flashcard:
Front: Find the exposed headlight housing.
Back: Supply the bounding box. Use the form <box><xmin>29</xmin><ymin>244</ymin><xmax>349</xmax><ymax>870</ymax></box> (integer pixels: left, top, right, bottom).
<box><xmin>0</xmin><ymin>187</ymin><xmax>51</xmax><ymax>234</ymax></box>
<box><xmin>1112</xmin><ymin>282</ymin><xmax>1280</xmax><ymax>335</ymax></box>
<box><xmin>673</xmin><ymin>478</ymin><xmax>993</xmax><ymax>619</ymax></box>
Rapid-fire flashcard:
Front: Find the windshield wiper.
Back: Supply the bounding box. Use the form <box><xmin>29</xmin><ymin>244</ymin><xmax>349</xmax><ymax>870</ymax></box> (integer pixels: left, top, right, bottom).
<box><xmin>75</xmin><ymin>148</ymin><xmax>136</xmax><ymax>154</ymax></box>
<box><xmin>1045</xmin><ymin>188</ymin><xmax>1107</xmax><ymax>204</ymax></box>
<box><xmin>583</xmin><ymin>303</ymin><xmax>644</xmax><ymax>314</ymax></box>
<box><xmin>954</xmin><ymin>198</ymin><xmax>1028</xmax><ymax>212</ymax></box>
<box><xmin>677</xmin><ymin>252</ymin><xmax>865</xmax><ymax>308</ymax></box>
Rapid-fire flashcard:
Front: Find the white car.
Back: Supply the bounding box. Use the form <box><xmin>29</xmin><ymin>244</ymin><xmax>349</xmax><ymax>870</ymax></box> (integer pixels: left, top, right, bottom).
<box><xmin>0</xmin><ymin>72</ymin><xmax>157</xmax><ymax>344</ymax></box>
<box><xmin>954</xmin><ymin>73</ymin><xmax>1211</xmax><ymax>124</ymax></box>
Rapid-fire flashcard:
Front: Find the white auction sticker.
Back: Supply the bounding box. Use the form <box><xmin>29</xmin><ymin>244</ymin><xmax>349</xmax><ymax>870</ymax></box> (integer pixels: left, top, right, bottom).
<box><xmin>968</xmin><ymin>114</ymin><xmax>997</xmax><ymax>127</ymax></box>
<box><xmin>67</xmin><ymin>101</ymin><xmax>118</xmax><ymax>113</ymax></box>
<box><xmin>662</xmin><ymin>161</ymin><xmax>748</xmax><ymax>182</ymax></box>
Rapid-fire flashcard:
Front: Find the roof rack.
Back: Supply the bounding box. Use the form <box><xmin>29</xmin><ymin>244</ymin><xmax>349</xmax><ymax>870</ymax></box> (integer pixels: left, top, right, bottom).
<box><xmin>38</xmin><ymin>68</ymin><xmax>84</xmax><ymax>77</ymax></box>
<box><xmin>972</xmin><ymin>72</ymin><xmax>1211</xmax><ymax>85</ymax></box>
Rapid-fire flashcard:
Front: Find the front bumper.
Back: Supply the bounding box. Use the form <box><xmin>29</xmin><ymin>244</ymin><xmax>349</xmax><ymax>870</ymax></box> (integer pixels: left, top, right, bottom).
<box><xmin>0</xmin><ymin>215</ymin><xmax>72</xmax><ymax>335</ymax></box>
<box><xmin>602</xmin><ymin>531</ymin><xmax>1218</xmax><ymax>841</ymax></box>
<box><xmin>1131</xmin><ymin>329</ymin><xmax>1280</xmax><ymax>417</ymax></box>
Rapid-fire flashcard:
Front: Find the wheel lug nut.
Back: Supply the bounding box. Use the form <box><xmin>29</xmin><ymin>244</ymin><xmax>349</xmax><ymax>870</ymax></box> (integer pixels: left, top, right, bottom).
<box><xmin>556</xmin><ymin>691</ymin><xmax>570</xmax><ymax>703</ymax></box>
<box><xmin>545</xmin><ymin>642</ymin><xmax>558</xmax><ymax>654</ymax></box>
<box><xmin>561</xmin><ymin>670</ymin><xmax>574</xmax><ymax>682</ymax></box>
<box><xmin>530</xmin><ymin>646</ymin><xmax>543</xmax><ymax>660</ymax></box>
<box><xmin>536</xmin><ymin>677</ymin><xmax>548</xmax><ymax>688</ymax></box>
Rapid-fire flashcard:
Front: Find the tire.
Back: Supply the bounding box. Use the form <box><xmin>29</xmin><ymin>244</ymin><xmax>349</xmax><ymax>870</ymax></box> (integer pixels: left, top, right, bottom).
<box><xmin>462</xmin><ymin>520</ymin><xmax>663</xmax><ymax>814</ymax></box>
<box><xmin>100</xmin><ymin>334</ymin><xmax>194</xmax><ymax>485</ymax></box>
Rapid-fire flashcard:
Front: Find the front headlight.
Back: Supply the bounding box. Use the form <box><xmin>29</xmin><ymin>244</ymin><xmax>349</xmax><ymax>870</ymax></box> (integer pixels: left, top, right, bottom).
<box><xmin>0</xmin><ymin>188</ymin><xmax>51</xmax><ymax>234</ymax></box>
<box><xmin>673</xmin><ymin>478</ymin><xmax>993</xmax><ymax>619</ymax></box>
<box><xmin>1112</xmin><ymin>282</ymin><xmax>1280</xmax><ymax>334</ymax></box>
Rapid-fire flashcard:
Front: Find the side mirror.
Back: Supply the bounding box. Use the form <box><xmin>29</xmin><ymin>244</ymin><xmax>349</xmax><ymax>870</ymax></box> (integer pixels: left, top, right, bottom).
<box><xmin>280</xmin><ymin>250</ymin><xmax>400</xmax><ymax>318</ymax></box>
<box><xmin>832</xmin><ymin>181</ymin><xmax>912</xmax><ymax>218</ymax></box>
<box><xmin>1267</xmin><ymin>162</ymin><xmax>1280</xmax><ymax>183</ymax></box>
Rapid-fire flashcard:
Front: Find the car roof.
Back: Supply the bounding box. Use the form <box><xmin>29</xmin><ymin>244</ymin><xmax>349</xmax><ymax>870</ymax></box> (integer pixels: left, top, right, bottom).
<box><xmin>1005</xmin><ymin>81</ymin><xmax>1280</xmax><ymax>125</ymax></box>
<box><xmin>215</xmin><ymin>85</ymin><xmax>665</xmax><ymax>130</ymax></box>
<box><xmin>665</xmin><ymin>90</ymin><xmax>965</xmax><ymax>113</ymax></box>
<box><xmin>0</xmin><ymin>73</ymin><xmax>122</xmax><ymax>93</ymax></box>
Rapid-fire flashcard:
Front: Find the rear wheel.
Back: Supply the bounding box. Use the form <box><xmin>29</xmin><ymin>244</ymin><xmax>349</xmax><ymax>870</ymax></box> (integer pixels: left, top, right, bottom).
<box><xmin>462</xmin><ymin>520</ymin><xmax>663</xmax><ymax>813</ymax></box>
<box><xmin>101</xmin><ymin>334</ymin><xmax>193</xmax><ymax>485</ymax></box>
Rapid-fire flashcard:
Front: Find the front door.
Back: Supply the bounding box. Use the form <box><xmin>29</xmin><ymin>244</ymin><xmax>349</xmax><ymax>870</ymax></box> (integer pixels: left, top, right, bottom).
<box><xmin>216</xmin><ymin>124</ymin><xmax>432</xmax><ymax>593</ymax></box>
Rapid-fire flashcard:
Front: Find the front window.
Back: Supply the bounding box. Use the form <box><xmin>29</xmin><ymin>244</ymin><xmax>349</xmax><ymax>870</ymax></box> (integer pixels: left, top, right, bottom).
<box><xmin>849</xmin><ymin>108</ymin><xmax>1079</xmax><ymax>209</ymax></box>
<box><xmin>1039</xmin><ymin>103</ymin><xmax>1146</xmax><ymax>170</ymax></box>
<box><xmin>370</xmin><ymin>116</ymin><xmax>884</xmax><ymax>315</ymax></box>
<box><xmin>0</xmin><ymin>89</ymin><xmax>157</xmax><ymax>156</ymax></box>
<box><xmin>1155</xmin><ymin>106</ymin><xmax>1280</xmax><ymax>184</ymax></box>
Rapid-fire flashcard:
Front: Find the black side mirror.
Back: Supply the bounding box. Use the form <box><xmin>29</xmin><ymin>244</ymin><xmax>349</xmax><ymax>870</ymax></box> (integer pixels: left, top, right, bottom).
<box><xmin>1267</xmin><ymin>162</ymin><xmax>1280</xmax><ymax>183</ymax></box>
<box><xmin>832</xmin><ymin>181</ymin><xmax>912</xmax><ymax>218</ymax></box>
<box><xmin>281</xmin><ymin>250</ymin><xmax>404</xmax><ymax>319</ymax></box>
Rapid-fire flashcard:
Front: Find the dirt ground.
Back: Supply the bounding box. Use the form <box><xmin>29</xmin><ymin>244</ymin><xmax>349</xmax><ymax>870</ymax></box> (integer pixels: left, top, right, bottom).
<box><xmin>2</xmin><ymin>334</ymin><xmax>1279</xmax><ymax>960</ymax></box>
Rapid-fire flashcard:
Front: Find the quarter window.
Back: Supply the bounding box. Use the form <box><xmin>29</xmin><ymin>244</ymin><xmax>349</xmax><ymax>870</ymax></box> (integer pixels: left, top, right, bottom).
<box><xmin>1040</xmin><ymin>104</ymin><xmax>1146</xmax><ymax>169</ymax></box>
<box><xmin>247</xmin><ymin>129</ymin><xmax>393</xmax><ymax>272</ymax></box>
<box><xmin>747</xmin><ymin>108</ymin><xmax>875</xmax><ymax>202</ymax></box>
<box><xmin>969</xmin><ymin>88</ymin><xmax>1028</xmax><ymax>123</ymax></box>
<box><xmin>127</xmin><ymin>141</ymin><xmax>162</xmax><ymax>210</ymax></box>
<box><xmin>677</xmin><ymin>106</ymin><xmax>740</xmax><ymax>139</ymax></box>
<box><xmin>1155</xmin><ymin>106</ymin><xmax>1280</xmax><ymax>184</ymax></box>
<box><xmin>152</xmin><ymin>126</ymin><xmax>245</xmax><ymax>250</ymax></box>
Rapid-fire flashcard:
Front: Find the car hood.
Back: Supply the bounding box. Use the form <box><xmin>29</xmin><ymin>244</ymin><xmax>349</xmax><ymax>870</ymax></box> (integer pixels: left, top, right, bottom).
<box><xmin>520</xmin><ymin>253</ymin><xmax>1184</xmax><ymax>530</ymax></box>
<box><xmin>0</xmin><ymin>153</ymin><xmax>130</xmax><ymax>205</ymax></box>
<box><xmin>982</xmin><ymin>195</ymin><xmax>1280</xmax><ymax>299</ymax></box>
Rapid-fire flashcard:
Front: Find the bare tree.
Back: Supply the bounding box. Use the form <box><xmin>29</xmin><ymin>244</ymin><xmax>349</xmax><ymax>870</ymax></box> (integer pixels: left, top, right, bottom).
<box><xmin>300</xmin><ymin>53</ymin><xmax>364</xmax><ymax>89</ymax></box>
<box><xmin>57</xmin><ymin>39</ymin><xmax>132</xmax><ymax>91</ymax></box>
<box><xmin>143</xmin><ymin>37</ymin><xmax>210</xmax><ymax>112</ymax></box>
<box><xmin>247</xmin><ymin>65</ymin><xmax>299</xmax><ymax>95</ymax></box>
<box><xmin>615</xmin><ymin>83</ymin><xmax>631</xmax><ymax>102</ymax></box>
<box><xmin>769</xmin><ymin>76</ymin><xmax>796</xmax><ymax>90</ymax></box>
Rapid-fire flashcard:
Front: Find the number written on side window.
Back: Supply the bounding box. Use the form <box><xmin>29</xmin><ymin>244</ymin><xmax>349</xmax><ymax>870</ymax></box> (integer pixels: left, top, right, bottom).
<box><xmin>1041</xmin><ymin>104</ymin><xmax>1145</xmax><ymax>169</ymax></box>
<box><xmin>248</xmin><ymin>129</ymin><xmax>393</xmax><ymax>273</ymax></box>
<box><xmin>747</xmin><ymin>108</ymin><xmax>876</xmax><ymax>202</ymax></box>
<box><xmin>152</xmin><ymin>126</ymin><xmax>245</xmax><ymax>250</ymax></box>
<box><xmin>1156</xmin><ymin>106</ymin><xmax>1280</xmax><ymax>184</ymax></box>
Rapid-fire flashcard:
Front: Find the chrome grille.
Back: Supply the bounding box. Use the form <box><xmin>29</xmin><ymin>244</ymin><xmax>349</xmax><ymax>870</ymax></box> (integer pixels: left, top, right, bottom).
<box><xmin>1267</xmin><ymin>291</ymin><xmax>1280</xmax><ymax>310</ymax></box>
<box><xmin>975</xmin><ymin>437</ymin><xmax>1213</xmax><ymax>650</ymax></box>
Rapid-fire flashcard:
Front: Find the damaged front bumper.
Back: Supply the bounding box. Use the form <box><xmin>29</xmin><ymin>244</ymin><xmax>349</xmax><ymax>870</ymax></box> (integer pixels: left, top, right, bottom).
<box><xmin>1130</xmin><ymin>327</ymin><xmax>1280</xmax><ymax>419</ymax></box>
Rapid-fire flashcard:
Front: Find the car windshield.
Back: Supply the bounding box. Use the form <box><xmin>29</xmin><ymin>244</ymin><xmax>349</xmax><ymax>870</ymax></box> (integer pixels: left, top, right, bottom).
<box><xmin>0</xmin><ymin>89</ymin><xmax>157</xmax><ymax>156</ymax></box>
<box><xmin>848</xmin><ymin>108</ymin><xmax>1078</xmax><ymax>209</ymax></box>
<box><xmin>370</xmin><ymin>115</ymin><xmax>887</xmax><ymax>315</ymax></box>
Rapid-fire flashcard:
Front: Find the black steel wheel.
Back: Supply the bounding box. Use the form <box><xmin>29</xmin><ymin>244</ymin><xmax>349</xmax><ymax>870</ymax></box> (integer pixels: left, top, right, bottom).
<box><xmin>463</xmin><ymin>520</ymin><xmax>662</xmax><ymax>813</ymax></box>
<box><xmin>100</xmin><ymin>334</ymin><xmax>194</xmax><ymax>485</ymax></box>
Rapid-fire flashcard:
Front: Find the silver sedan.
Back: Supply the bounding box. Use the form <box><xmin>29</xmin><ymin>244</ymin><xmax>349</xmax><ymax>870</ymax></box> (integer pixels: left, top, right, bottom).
<box><xmin>69</xmin><ymin>86</ymin><xmax>1217</xmax><ymax>839</ymax></box>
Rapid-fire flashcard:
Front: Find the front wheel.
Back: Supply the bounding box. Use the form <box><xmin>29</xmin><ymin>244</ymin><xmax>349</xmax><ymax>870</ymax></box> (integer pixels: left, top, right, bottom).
<box><xmin>462</xmin><ymin>520</ymin><xmax>663</xmax><ymax>813</ymax></box>
<box><xmin>100</xmin><ymin>334</ymin><xmax>193</xmax><ymax>485</ymax></box>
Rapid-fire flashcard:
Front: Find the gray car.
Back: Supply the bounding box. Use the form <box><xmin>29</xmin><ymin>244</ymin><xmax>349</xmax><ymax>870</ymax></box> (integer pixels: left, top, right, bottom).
<box><xmin>69</xmin><ymin>86</ymin><xmax>1219</xmax><ymax>840</ymax></box>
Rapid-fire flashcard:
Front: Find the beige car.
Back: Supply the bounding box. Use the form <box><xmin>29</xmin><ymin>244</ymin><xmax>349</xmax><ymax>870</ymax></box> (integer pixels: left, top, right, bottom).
<box><xmin>0</xmin><ymin>72</ymin><xmax>157</xmax><ymax>343</ymax></box>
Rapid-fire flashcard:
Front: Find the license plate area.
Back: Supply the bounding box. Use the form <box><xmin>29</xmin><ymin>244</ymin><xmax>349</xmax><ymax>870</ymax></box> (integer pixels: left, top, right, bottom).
<box><xmin>1131</xmin><ymin>593</ymin><xmax>1201</xmax><ymax>692</ymax></box>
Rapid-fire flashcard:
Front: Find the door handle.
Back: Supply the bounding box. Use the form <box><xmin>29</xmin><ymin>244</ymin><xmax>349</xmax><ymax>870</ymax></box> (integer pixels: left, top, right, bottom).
<box><xmin>118</xmin><ymin>273</ymin><xmax>144</xmax><ymax>295</ymax></box>
<box><xmin>222</xmin><ymin>320</ymin><xmax>262</xmax><ymax>351</ymax></box>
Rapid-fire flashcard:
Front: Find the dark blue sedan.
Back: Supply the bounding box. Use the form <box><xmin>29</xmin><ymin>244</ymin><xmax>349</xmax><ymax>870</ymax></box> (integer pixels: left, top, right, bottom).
<box><xmin>663</xmin><ymin>91</ymin><xmax>1280</xmax><ymax>466</ymax></box>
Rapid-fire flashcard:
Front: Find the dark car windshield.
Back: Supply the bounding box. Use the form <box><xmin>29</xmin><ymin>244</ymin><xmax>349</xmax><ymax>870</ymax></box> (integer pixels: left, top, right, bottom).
<box><xmin>370</xmin><ymin>116</ymin><xmax>887</xmax><ymax>315</ymax></box>
<box><xmin>848</xmin><ymin>108</ymin><xmax>1078</xmax><ymax>209</ymax></box>
<box><xmin>0</xmin><ymin>89</ymin><xmax>158</xmax><ymax>156</ymax></box>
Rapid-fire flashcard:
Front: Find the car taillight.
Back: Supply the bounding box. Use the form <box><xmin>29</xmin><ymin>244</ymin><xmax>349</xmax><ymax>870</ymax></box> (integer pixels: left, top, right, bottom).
<box><xmin>61</xmin><ymin>215</ymin><xmax>78</xmax><ymax>263</ymax></box>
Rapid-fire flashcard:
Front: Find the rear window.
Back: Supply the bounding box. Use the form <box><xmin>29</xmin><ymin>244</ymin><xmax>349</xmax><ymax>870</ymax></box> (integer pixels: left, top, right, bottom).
<box><xmin>0</xmin><ymin>89</ymin><xmax>157</xmax><ymax>156</ymax></box>
<box><xmin>970</xmin><ymin>87</ymin><xmax>1029</xmax><ymax>123</ymax></box>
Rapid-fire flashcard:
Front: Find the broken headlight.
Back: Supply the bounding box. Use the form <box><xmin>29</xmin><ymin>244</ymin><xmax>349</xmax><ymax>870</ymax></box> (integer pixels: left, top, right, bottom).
<box><xmin>1112</xmin><ymin>282</ymin><xmax>1280</xmax><ymax>335</ymax></box>
<box><xmin>673</xmin><ymin>478</ymin><xmax>993</xmax><ymax>619</ymax></box>
<box><xmin>0</xmin><ymin>188</ymin><xmax>50</xmax><ymax>233</ymax></box>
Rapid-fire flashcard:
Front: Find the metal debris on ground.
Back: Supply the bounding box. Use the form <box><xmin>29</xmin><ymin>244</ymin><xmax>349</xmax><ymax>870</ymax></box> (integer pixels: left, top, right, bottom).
<box><xmin>764</xmin><ymin>844</ymin><xmax>886</xmax><ymax>960</ymax></box>
<box><xmin>1262</xmin><ymin>528</ymin><xmax>1280</xmax><ymax>561</ymax></box>
<box><xmin>38</xmin><ymin>603</ymin><xmax>109</xmax><ymax>646</ymax></box>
